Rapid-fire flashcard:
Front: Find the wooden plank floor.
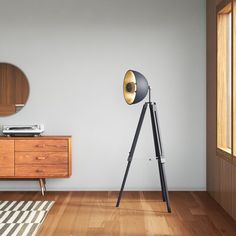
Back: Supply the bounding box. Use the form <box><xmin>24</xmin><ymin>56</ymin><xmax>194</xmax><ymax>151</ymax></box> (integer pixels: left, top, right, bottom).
<box><xmin>0</xmin><ymin>191</ymin><xmax>236</xmax><ymax>235</ymax></box>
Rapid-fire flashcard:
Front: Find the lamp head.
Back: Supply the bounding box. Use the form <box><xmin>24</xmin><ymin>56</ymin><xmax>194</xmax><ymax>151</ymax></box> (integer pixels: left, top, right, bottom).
<box><xmin>123</xmin><ymin>70</ymin><xmax>149</xmax><ymax>105</ymax></box>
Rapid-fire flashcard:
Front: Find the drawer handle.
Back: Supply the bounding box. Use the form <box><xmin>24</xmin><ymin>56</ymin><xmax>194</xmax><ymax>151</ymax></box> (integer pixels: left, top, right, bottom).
<box><xmin>36</xmin><ymin>156</ymin><xmax>46</xmax><ymax>160</ymax></box>
<box><xmin>36</xmin><ymin>169</ymin><xmax>44</xmax><ymax>173</ymax></box>
<box><xmin>35</xmin><ymin>144</ymin><xmax>66</xmax><ymax>149</ymax></box>
<box><xmin>36</xmin><ymin>144</ymin><xmax>45</xmax><ymax>148</ymax></box>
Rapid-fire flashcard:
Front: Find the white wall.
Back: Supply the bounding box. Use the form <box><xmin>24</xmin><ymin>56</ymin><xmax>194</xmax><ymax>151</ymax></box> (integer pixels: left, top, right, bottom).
<box><xmin>0</xmin><ymin>0</ymin><xmax>206</xmax><ymax>191</ymax></box>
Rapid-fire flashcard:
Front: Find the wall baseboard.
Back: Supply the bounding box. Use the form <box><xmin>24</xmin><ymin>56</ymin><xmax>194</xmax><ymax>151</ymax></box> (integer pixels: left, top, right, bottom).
<box><xmin>0</xmin><ymin>187</ymin><xmax>206</xmax><ymax>191</ymax></box>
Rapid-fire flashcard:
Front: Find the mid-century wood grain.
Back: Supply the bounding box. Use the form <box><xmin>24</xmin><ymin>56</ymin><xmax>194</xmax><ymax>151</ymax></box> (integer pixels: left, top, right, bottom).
<box><xmin>15</xmin><ymin>139</ymin><xmax>68</xmax><ymax>152</ymax></box>
<box><xmin>0</xmin><ymin>104</ymin><xmax>16</xmax><ymax>116</ymax></box>
<box><xmin>68</xmin><ymin>137</ymin><xmax>72</xmax><ymax>177</ymax></box>
<box><xmin>15</xmin><ymin>72</ymin><xmax>29</xmax><ymax>104</ymax></box>
<box><xmin>207</xmin><ymin>0</ymin><xmax>218</xmax><ymax>200</ymax></box>
<box><xmin>0</xmin><ymin>140</ymin><xmax>14</xmax><ymax>177</ymax></box>
<box><xmin>1</xmin><ymin>191</ymin><xmax>235</xmax><ymax>236</ymax></box>
<box><xmin>207</xmin><ymin>0</ymin><xmax>236</xmax><ymax>222</ymax></box>
<box><xmin>217</xmin><ymin>0</ymin><xmax>232</xmax><ymax>12</ymax></box>
<box><xmin>212</xmin><ymin>157</ymin><xmax>221</xmax><ymax>203</ymax></box>
<box><xmin>15</xmin><ymin>152</ymin><xmax>68</xmax><ymax>165</ymax></box>
<box><xmin>232</xmin><ymin>164</ymin><xmax>236</xmax><ymax>219</ymax></box>
<box><xmin>220</xmin><ymin>158</ymin><xmax>233</xmax><ymax>214</ymax></box>
<box><xmin>0</xmin><ymin>136</ymin><xmax>72</xmax><ymax>194</ymax></box>
<box><xmin>15</xmin><ymin>165</ymin><xmax>68</xmax><ymax>177</ymax></box>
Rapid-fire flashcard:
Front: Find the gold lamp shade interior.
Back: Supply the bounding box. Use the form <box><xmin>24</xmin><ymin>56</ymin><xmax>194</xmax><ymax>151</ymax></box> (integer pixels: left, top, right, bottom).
<box><xmin>123</xmin><ymin>70</ymin><xmax>137</xmax><ymax>105</ymax></box>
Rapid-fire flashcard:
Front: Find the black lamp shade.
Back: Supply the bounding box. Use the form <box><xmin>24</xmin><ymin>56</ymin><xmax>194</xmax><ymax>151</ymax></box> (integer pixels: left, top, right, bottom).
<box><xmin>123</xmin><ymin>70</ymin><xmax>149</xmax><ymax>105</ymax></box>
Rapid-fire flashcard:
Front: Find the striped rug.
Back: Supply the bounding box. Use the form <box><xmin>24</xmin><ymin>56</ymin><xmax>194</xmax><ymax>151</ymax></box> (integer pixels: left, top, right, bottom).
<box><xmin>0</xmin><ymin>201</ymin><xmax>54</xmax><ymax>236</ymax></box>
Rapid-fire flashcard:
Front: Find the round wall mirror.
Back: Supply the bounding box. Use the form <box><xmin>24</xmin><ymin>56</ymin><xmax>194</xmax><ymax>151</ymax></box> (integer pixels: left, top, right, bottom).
<box><xmin>0</xmin><ymin>63</ymin><xmax>29</xmax><ymax>116</ymax></box>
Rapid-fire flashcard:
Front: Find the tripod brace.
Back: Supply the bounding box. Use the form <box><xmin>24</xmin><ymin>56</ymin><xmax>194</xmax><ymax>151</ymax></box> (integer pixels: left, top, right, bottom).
<box><xmin>116</xmin><ymin>99</ymin><xmax>171</xmax><ymax>212</ymax></box>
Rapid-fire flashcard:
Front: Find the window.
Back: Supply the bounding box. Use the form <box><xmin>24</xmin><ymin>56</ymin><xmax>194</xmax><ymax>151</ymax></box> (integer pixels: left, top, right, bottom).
<box><xmin>217</xmin><ymin>2</ymin><xmax>233</xmax><ymax>155</ymax></box>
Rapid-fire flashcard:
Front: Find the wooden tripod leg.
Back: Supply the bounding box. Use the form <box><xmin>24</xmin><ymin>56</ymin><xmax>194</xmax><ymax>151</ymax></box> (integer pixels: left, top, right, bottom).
<box><xmin>39</xmin><ymin>178</ymin><xmax>46</xmax><ymax>196</ymax></box>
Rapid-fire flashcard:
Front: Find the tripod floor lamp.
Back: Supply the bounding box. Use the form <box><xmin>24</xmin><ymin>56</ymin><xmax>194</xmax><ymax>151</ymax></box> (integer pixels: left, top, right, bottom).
<box><xmin>116</xmin><ymin>70</ymin><xmax>171</xmax><ymax>213</ymax></box>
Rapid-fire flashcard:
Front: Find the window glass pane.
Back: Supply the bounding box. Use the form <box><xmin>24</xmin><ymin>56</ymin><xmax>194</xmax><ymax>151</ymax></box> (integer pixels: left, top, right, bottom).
<box><xmin>217</xmin><ymin>10</ymin><xmax>232</xmax><ymax>154</ymax></box>
<box><xmin>233</xmin><ymin>0</ymin><xmax>236</xmax><ymax>156</ymax></box>
<box><xmin>227</xmin><ymin>12</ymin><xmax>231</xmax><ymax>150</ymax></box>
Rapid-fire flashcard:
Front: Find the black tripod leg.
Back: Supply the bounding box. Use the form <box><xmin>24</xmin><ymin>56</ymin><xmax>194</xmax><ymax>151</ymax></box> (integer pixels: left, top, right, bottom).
<box><xmin>159</xmin><ymin>159</ymin><xmax>171</xmax><ymax>212</ymax></box>
<box><xmin>153</xmin><ymin>104</ymin><xmax>171</xmax><ymax>212</ymax></box>
<box><xmin>157</xmin><ymin>159</ymin><xmax>167</xmax><ymax>202</ymax></box>
<box><xmin>149</xmin><ymin>103</ymin><xmax>171</xmax><ymax>213</ymax></box>
<box><xmin>149</xmin><ymin>103</ymin><xmax>166</xmax><ymax>202</ymax></box>
<box><xmin>116</xmin><ymin>103</ymin><xmax>148</xmax><ymax>207</ymax></box>
<box><xmin>116</xmin><ymin>161</ymin><xmax>131</xmax><ymax>207</ymax></box>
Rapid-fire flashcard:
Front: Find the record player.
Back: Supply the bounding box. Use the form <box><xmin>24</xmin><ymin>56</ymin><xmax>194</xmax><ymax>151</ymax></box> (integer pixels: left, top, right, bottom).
<box><xmin>2</xmin><ymin>124</ymin><xmax>44</xmax><ymax>136</ymax></box>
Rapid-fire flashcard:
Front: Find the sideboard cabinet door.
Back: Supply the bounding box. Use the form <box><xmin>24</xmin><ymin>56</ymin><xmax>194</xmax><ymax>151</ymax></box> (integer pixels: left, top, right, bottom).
<box><xmin>0</xmin><ymin>140</ymin><xmax>14</xmax><ymax>177</ymax></box>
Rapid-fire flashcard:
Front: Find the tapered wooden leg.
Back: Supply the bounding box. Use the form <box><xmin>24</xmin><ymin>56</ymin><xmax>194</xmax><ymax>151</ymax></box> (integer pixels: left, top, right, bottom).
<box><xmin>43</xmin><ymin>178</ymin><xmax>46</xmax><ymax>192</ymax></box>
<box><xmin>39</xmin><ymin>178</ymin><xmax>46</xmax><ymax>196</ymax></box>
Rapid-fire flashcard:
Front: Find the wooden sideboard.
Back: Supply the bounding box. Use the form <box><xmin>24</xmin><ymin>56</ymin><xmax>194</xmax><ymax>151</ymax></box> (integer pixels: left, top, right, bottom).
<box><xmin>0</xmin><ymin>136</ymin><xmax>72</xmax><ymax>195</ymax></box>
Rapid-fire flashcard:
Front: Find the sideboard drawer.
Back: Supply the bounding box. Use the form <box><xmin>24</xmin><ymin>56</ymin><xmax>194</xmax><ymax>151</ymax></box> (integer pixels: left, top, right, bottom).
<box><xmin>15</xmin><ymin>140</ymin><xmax>68</xmax><ymax>152</ymax></box>
<box><xmin>15</xmin><ymin>152</ymin><xmax>68</xmax><ymax>165</ymax></box>
<box><xmin>15</xmin><ymin>165</ymin><xmax>69</xmax><ymax>177</ymax></box>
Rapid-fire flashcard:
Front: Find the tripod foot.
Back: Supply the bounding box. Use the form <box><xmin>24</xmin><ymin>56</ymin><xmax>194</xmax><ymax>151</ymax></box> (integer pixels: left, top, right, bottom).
<box><xmin>116</xmin><ymin>162</ymin><xmax>131</xmax><ymax>207</ymax></box>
